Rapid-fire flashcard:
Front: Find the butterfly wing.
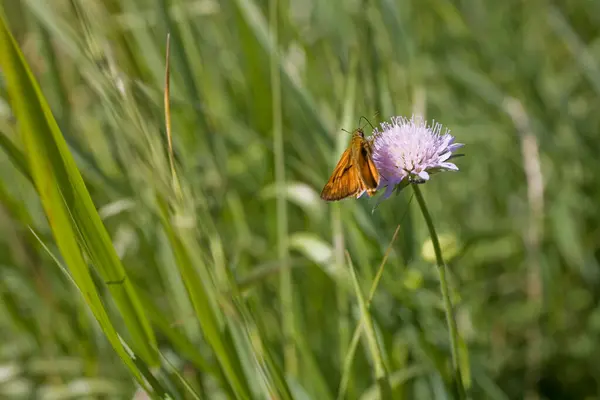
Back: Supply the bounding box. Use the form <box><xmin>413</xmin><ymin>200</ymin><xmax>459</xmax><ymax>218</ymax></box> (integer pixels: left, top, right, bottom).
<box><xmin>357</xmin><ymin>142</ymin><xmax>380</xmax><ymax>196</ymax></box>
<box><xmin>320</xmin><ymin>148</ymin><xmax>366</xmax><ymax>201</ymax></box>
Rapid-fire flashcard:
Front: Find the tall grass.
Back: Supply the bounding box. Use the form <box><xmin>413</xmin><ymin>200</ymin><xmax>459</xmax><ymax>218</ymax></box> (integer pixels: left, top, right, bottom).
<box><xmin>1</xmin><ymin>0</ymin><xmax>600</xmax><ymax>399</ymax></box>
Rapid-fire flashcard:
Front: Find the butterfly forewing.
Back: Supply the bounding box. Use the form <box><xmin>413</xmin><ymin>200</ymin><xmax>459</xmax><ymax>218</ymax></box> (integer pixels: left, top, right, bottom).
<box><xmin>320</xmin><ymin>147</ymin><xmax>366</xmax><ymax>201</ymax></box>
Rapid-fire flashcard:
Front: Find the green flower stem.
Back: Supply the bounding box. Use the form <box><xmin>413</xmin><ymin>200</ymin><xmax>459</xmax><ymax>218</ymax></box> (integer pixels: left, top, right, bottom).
<box><xmin>412</xmin><ymin>184</ymin><xmax>466</xmax><ymax>399</ymax></box>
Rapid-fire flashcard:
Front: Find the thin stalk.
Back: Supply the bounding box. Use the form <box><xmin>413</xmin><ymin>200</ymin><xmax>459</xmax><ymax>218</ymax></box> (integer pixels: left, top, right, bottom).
<box><xmin>345</xmin><ymin>253</ymin><xmax>392</xmax><ymax>399</ymax></box>
<box><xmin>412</xmin><ymin>184</ymin><xmax>466</xmax><ymax>399</ymax></box>
<box><xmin>270</xmin><ymin>0</ymin><xmax>296</xmax><ymax>375</ymax></box>
<box><xmin>335</xmin><ymin>52</ymin><xmax>358</xmax><ymax>391</ymax></box>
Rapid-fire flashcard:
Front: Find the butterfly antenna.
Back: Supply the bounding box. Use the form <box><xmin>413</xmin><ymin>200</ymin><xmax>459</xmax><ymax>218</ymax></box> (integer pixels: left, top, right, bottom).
<box><xmin>358</xmin><ymin>116</ymin><xmax>375</xmax><ymax>130</ymax></box>
<box><xmin>341</xmin><ymin>128</ymin><xmax>352</xmax><ymax>134</ymax></box>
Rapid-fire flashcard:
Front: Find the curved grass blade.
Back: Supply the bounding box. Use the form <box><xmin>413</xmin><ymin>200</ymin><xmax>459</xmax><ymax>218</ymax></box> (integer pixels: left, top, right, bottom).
<box><xmin>0</xmin><ymin>7</ymin><xmax>160</xmax><ymax>391</ymax></box>
<box><xmin>337</xmin><ymin>225</ymin><xmax>401</xmax><ymax>400</ymax></box>
<box><xmin>156</xmin><ymin>197</ymin><xmax>252</xmax><ymax>399</ymax></box>
<box><xmin>0</xmin><ymin>130</ymin><xmax>32</xmax><ymax>182</ymax></box>
<box><xmin>135</xmin><ymin>285</ymin><xmax>217</xmax><ymax>377</ymax></box>
<box><xmin>160</xmin><ymin>37</ymin><xmax>251</xmax><ymax>398</ymax></box>
<box><xmin>345</xmin><ymin>252</ymin><xmax>393</xmax><ymax>399</ymax></box>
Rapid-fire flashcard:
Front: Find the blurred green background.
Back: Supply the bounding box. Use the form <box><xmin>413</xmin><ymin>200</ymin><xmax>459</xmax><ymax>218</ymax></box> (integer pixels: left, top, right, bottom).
<box><xmin>1</xmin><ymin>0</ymin><xmax>600</xmax><ymax>399</ymax></box>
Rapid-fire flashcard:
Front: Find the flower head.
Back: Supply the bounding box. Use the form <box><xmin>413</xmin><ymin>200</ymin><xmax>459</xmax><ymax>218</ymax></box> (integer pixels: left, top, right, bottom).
<box><xmin>371</xmin><ymin>115</ymin><xmax>463</xmax><ymax>199</ymax></box>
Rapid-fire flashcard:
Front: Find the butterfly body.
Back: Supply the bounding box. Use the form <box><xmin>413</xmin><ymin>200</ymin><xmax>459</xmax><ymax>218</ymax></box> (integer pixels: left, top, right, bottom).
<box><xmin>320</xmin><ymin>128</ymin><xmax>380</xmax><ymax>201</ymax></box>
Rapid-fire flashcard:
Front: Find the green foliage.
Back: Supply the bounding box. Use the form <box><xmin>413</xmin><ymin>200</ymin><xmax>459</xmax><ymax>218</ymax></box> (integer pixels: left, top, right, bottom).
<box><xmin>0</xmin><ymin>0</ymin><xmax>599</xmax><ymax>399</ymax></box>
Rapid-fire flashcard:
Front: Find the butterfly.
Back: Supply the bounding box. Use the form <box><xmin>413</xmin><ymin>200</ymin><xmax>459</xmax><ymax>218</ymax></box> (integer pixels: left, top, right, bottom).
<box><xmin>320</xmin><ymin>127</ymin><xmax>380</xmax><ymax>201</ymax></box>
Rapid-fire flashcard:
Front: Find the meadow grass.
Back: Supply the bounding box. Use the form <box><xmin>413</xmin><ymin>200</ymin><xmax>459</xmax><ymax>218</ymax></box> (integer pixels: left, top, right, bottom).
<box><xmin>1</xmin><ymin>0</ymin><xmax>600</xmax><ymax>399</ymax></box>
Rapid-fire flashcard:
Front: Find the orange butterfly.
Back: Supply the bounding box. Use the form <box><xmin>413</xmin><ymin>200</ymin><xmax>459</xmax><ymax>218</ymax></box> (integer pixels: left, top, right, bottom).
<box><xmin>320</xmin><ymin>128</ymin><xmax>380</xmax><ymax>201</ymax></box>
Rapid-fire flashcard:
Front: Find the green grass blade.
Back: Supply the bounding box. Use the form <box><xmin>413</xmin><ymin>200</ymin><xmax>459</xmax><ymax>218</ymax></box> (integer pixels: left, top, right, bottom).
<box><xmin>269</xmin><ymin>0</ymin><xmax>295</xmax><ymax>377</ymax></box>
<box><xmin>0</xmin><ymin>6</ymin><xmax>159</xmax><ymax>390</ymax></box>
<box><xmin>232</xmin><ymin>0</ymin><xmax>331</xmax><ymax>143</ymax></box>
<box><xmin>0</xmin><ymin>130</ymin><xmax>32</xmax><ymax>182</ymax></box>
<box><xmin>338</xmin><ymin>226</ymin><xmax>401</xmax><ymax>400</ymax></box>
<box><xmin>156</xmin><ymin>196</ymin><xmax>252</xmax><ymax>399</ymax></box>
<box><xmin>345</xmin><ymin>252</ymin><xmax>393</xmax><ymax>399</ymax></box>
<box><xmin>134</xmin><ymin>286</ymin><xmax>217</xmax><ymax>376</ymax></box>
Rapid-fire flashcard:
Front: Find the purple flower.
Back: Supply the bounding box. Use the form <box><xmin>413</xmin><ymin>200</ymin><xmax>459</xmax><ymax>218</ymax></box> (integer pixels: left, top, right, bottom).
<box><xmin>371</xmin><ymin>115</ymin><xmax>463</xmax><ymax>199</ymax></box>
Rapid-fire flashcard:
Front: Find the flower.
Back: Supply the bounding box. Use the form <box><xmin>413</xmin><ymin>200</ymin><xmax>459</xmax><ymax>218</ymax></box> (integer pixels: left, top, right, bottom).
<box><xmin>371</xmin><ymin>115</ymin><xmax>463</xmax><ymax>199</ymax></box>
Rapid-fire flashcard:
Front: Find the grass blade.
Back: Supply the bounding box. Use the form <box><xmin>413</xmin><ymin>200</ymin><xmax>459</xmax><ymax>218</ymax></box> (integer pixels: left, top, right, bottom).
<box><xmin>0</xmin><ymin>7</ymin><xmax>160</xmax><ymax>393</ymax></box>
<box><xmin>156</xmin><ymin>197</ymin><xmax>252</xmax><ymax>399</ymax></box>
<box><xmin>269</xmin><ymin>0</ymin><xmax>295</xmax><ymax>377</ymax></box>
<box><xmin>345</xmin><ymin>252</ymin><xmax>393</xmax><ymax>399</ymax></box>
<box><xmin>338</xmin><ymin>225</ymin><xmax>401</xmax><ymax>400</ymax></box>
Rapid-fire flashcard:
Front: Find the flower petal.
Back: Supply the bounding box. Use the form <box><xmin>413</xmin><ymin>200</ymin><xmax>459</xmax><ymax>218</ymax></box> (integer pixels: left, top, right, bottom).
<box><xmin>439</xmin><ymin>152</ymin><xmax>452</xmax><ymax>162</ymax></box>
<box><xmin>447</xmin><ymin>143</ymin><xmax>464</xmax><ymax>152</ymax></box>
<box><xmin>441</xmin><ymin>135</ymin><xmax>453</xmax><ymax>148</ymax></box>
<box><xmin>440</xmin><ymin>162</ymin><xmax>459</xmax><ymax>170</ymax></box>
<box><xmin>418</xmin><ymin>170</ymin><xmax>430</xmax><ymax>180</ymax></box>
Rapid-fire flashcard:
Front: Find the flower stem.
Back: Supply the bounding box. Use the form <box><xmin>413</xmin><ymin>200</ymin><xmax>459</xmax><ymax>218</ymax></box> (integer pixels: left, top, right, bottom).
<box><xmin>412</xmin><ymin>184</ymin><xmax>466</xmax><ymax>399</ymax></box>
